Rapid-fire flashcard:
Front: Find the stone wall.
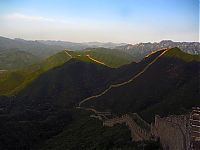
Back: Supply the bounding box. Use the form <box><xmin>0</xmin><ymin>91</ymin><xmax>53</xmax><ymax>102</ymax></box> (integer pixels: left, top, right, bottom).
<box><xmin>103</xmin><ymin>114</ymin><xmax>151</xmax><ymax>141</ymax></box>
<box><xmin>102</xmin><ymin>111</ymin><xmax>200</xmax><ymax>150</ymax></box>
<box><xmin>151</xmin><ymin>115</ymin><xmax>190</xmax><ymax>150</ymax></box>
<box><xmin>103</xmin><ymin>113</ymin><xmax>192</xmax><ymax>150</ymax></box>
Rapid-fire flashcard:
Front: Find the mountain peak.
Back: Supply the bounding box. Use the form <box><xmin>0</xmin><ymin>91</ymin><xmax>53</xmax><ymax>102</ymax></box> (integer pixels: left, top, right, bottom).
<box><xmin>160</xmin><ymin>40</ymin><xmax>174</xmax><ymax>44</ymax></box>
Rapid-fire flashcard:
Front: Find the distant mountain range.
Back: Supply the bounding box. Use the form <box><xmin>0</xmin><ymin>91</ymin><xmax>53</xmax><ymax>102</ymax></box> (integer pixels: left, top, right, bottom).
<box><xmin>116</xmin><ymin>40</ymin><xmax>200</xmax><ymax>62</ymax></box>
<box><xmin>0</xmin><ymin>36</ymin><xmax>199</xmax><ymax>70</ymax></box>
<box><xmin>0</xmin><ymin>36</ymin><xmax>126</xmax><ymax>57</ymax></box>
<box><xmin>39</xmin><ymin>40</ymin><xmax>126</xmax><ymax>50</ymax></box>
<box><xmin>0</xmin><ymin>36</ymin><xmax>64</xmax><ymax>58</ymax></box>
<box><xmin>1</xmin><ymin>36</ymin><xmax>199</xmax><ymax>58</ymax></box>
<box><xmin>0</xmin><ymin>36</ymin><xmax>128</xmax><ymax>70</ymax></box>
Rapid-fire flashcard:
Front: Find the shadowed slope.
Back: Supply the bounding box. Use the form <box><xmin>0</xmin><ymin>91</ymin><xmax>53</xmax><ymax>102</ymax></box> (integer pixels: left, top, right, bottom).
<box><xmin>15</xmin><ymin>59</ymin><xmax>117</xmax><ymax>108</ymax></box>
<box><xmin>82</xmin><ymin>48</ymin><xmax>200</xmax><ymax>121</ymax></box>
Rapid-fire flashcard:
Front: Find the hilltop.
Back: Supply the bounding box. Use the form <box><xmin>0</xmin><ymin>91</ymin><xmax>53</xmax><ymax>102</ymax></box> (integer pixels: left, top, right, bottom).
<box><xmin>163</xmin><ymin>47</ymin><xmax>200</xmax><ymax>61</ymax></box>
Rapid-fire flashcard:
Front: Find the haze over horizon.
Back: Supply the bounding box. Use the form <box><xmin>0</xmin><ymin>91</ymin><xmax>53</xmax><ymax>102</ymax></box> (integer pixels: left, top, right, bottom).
<box><xmin>0</xmin><ymin>0</ymin><xmax>199</xmax><ymax>44</ymax></box>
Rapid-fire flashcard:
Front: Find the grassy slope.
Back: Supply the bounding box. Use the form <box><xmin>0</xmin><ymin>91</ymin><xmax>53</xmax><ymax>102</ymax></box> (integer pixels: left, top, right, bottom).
<box><xmin>0</xmin><ymin>51</ymin><xmax>71</xmax><ymax>95</ymax></box>
<box><xmin>0</xmin><ymin>48</ymin><xmax>133</xmax><ymax>96</ymax></box>
<box><xmin>68</xmin><ymin>48</ymin><xmax>134</xmax><ymax>68</ymax></box>
<box><xmin>0</xmin><ymin>49</ymin><xmax>40</xmax><ymax>70</ymax></box>
<box><xmin>164</xmin><ymin>47</ymin><xmax>200</xmax><ymax>61</ymax></box>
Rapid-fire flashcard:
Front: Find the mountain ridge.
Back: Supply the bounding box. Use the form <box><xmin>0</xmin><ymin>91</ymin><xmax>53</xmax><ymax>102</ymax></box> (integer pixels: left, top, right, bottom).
<box><xmin>81</xmin><ymin>47</ymin><xmax>200</xmax><ymax>121</ymax></box>
<box><xmin>116</xmin><ymin>41</ymin><xmax>200</xmax><ymax>62</ymax></box>
<box><xmin>0</xmin><ymin>36</ymin><xmax>64</xmax><ymax>58</ymax></box>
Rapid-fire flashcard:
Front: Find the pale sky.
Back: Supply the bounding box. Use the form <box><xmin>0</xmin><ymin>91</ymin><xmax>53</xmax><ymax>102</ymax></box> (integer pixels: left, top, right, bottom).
<box><xmin>0</xmin><ymin>0</ymin><xmax>199</xmax><ymax>43</ymax></box>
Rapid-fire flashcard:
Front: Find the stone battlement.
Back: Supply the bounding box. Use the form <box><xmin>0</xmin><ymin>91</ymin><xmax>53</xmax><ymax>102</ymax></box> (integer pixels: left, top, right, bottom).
<box><xmin>103</xmin><ymin>114</ymin><xmax>192</xmax><ymax>150</ymax></box>
<box><xmin>103</xmin><ymin>114</ymin><xmax>151</xmax><ymax>141</ymax></box>
<box><xmin>101</xmin><ymin>107</ymin><xmax>200</xmax><ymax>150</ymax></box>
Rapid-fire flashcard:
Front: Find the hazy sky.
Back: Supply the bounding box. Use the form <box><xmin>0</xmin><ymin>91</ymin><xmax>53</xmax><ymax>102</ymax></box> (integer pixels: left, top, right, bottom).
<box><xmin>0</xmin><ymin>0</ymin><xmax>199</xmax><ymax>43</ymax></box>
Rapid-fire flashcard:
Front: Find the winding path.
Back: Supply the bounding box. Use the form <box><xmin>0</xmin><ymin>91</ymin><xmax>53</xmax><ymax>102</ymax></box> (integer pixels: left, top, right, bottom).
<box><xmin>64</xmin><ymin>50</ymin><xmax>73</xmax><ymax>58</ymax></box>
<box><xmin>86</xmin><ymin>54</ymin><xmax>106</xmax><ymax>66</ymax></box>
<box><xmin>64</xmin><ymin>50</ymin><xmax>107</xmax><ymax>67</ymax></box>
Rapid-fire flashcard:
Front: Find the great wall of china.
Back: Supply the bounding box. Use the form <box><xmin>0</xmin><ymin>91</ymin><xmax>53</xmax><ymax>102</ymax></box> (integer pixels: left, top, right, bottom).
<box><xmin>100</xmin><ymin>107</ymin><xmax>200</xmax><ymax>150</ymax></box>
<box><xmin>103</xmin><ymin>113</ymin><xmax>151</xmax><ymax>141</ymax></box>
